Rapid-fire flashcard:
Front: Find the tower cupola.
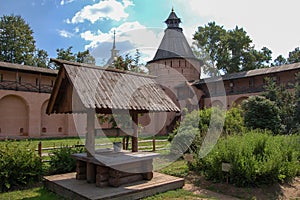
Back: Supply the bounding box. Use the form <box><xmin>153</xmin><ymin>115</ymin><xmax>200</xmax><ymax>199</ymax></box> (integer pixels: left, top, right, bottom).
<box><xmin>165</xmin><ymin>8</ymin><xmax>182</xmax><ymax>31</ymax></box>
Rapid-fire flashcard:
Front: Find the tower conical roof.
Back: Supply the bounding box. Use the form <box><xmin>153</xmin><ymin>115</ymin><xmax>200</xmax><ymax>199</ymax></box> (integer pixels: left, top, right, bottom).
<box><xmin>148</xmin><ymin>8</ymin><xmax>196</xmax><ymax>63</ymax></box>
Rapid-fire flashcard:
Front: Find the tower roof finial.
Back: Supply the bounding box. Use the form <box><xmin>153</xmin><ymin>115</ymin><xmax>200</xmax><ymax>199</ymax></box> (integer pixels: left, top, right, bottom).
<box><xmin>165</xmin><ymin>7</ymin><xmax>182</xmax><ymax>30</ymax></box>
<box><xmin>113</xmin><ymin>30</ymin><xmax>116</xmax><ymax>49</ymax></box>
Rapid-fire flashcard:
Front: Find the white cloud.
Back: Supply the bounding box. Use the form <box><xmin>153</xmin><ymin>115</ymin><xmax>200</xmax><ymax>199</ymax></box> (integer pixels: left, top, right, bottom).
<box><xmin>81</xmin><ymin>21</ymin><xmax>163</xmax><ymax>50</ymax></box>
<box><xmin>174</xmin><ymin>0</ymin><xmax>300</xmax><ymax>58</ymax></box>
<box><xmin>74</xmin><ymin>27</ymin><xmax>80</xmax><ymax>33</ymax></box>
<box><xmin>71</xmin><ymin>0</ymin><xmax>134</xmax><ymax>24</ymax></box>
<box><xmin>58</xmin><ymin>30</ymin><xmax>74</xmax><ymax>38</ymax></box>
<box><xmin>80</xmin><ymin>21</ymin><xmax>164</xmax><ymax>64</ymax></box>
<box><xmin>60</xmin><ymin>0</ymin><xmax>75</xmax><ymax>6</ymax></box>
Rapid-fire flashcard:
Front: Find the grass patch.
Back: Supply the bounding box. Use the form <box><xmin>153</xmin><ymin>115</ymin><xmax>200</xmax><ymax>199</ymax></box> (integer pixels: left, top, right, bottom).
<box><xmin>142</xmin><ymin>189</ymin><xmax>216</xmax><ymax>200</ymax></box>
<box><xmin>0</xmin><ymin>187</ymin><xmax>63</xmax><ymax>200</ymax></box>
<box><xmin>158</xmin><ymin>159</ymin><xmax>189</xmax><ymax>178</ymax></box>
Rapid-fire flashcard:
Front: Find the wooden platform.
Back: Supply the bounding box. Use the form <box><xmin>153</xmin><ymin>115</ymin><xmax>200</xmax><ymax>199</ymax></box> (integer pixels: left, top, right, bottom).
<box><xmin>44</xmin><ymin>172</ymin><xmax>184</xmax><ymax>200</ymax></box>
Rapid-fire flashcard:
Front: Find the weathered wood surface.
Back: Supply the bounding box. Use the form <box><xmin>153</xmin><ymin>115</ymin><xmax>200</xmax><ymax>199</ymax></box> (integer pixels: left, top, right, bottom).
<box><xmin>47</xmin><ymin>59</ymin><xmax>180</xmax><ymax>114</ymax></box>
<box><xmin>73</xmin><ymin>151</ymin><xmax>158</xmax><ymax>187</ymax></box>
<box><xmin>72</xmin><ymin>151</ymin><xmax>158</xmax><ymax>167</ymax></box>
<box><xmin>44</xmin><ymin>172</ymin><xmax>185</xmax><ymax>200</ymax></box>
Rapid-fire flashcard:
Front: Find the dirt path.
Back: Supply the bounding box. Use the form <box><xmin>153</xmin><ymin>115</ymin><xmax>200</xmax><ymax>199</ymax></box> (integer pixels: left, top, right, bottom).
<box><xmin>183</xmin><ymin>173</ymin><xmax>300</xmax><ymax>200</ymax></box>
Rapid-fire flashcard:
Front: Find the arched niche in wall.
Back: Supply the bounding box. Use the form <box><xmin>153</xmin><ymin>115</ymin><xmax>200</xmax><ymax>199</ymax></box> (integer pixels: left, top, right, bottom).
<box><xmin>0</xmin><ymin>95</ymin><xmax>29</xmax><ymax>136</ymax></box>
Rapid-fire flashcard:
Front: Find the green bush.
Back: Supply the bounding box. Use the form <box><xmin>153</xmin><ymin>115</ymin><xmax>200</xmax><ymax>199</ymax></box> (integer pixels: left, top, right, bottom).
<box><xmin>169</xmin><ymin>107</ymin><xmax>245</xmax><ymax>154</ymax></box>
<box><xmin>191</xmin><ymin>130</ymin><xmax>300</xmax><ymax>187</ymax></box>
<box><xmin>242</xmin><ymin>96</ymin><xmax>282</xmax><ymax>134</ymax></box>
<box><xmin>0</xmin><ymin>140</ymin><xmax>42</xmax><ymax>192</ymax></box>
<box><xmin>49</xmin><ymin>146</ymin><xmax>84</xmax><ymax>175</ymax></box>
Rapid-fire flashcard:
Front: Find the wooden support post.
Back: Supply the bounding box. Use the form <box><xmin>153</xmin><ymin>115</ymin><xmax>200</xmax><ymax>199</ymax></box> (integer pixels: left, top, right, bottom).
<box><xmin>86</xmin><ymin>162</ymin><xmax>96</xmax><ymax>183</ymax></box>
<box><xmin>122</xmin><ymin>137</ymin><xmax>126</xmax><ymax>150</ymax></box>
<box><xmin>38</xmin><ymin>142</ymin><xmax>42</xmax><ymax>158</ymax></box>
<box><xmin>86</xmin><ymin>109</ymin><xmax>95</xmax><ymax>157</ymax></box>
<box><xmin>131</xmin><ymin>112</ymin><xmax>138</xmax><ymax>152</ymax></box>
<box><xmin>152</xmin><ymin>136</ymin><xmax>156</xmax><ymax>152</ymax></box>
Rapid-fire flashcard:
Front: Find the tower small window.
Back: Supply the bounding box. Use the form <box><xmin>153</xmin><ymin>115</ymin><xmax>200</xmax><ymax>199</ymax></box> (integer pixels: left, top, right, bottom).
<box><xmin>0</xmin><ymin>74</ymin><xmax>3</xmax><ymax>82</ymax></box>
<box><xmin>18</xmin><ymin>76</ymin><xmax>22</xmax><ymax>83</ymax></box>
<box><xmin>36</xmin><ymin>78</ymin><xmax>39</xmax><ymax>86</ymax></box>
<box><xmin>51</xmin><ymin>80</ymin><xmax>54</xmax><ymax>86</ymax></box>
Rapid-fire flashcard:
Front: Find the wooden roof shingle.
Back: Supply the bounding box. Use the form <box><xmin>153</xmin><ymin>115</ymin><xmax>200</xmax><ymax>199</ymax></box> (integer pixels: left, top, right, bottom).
<box><xmin>46</xmin><ymin>59</ymin><xmax>180</xmax><ymax>114</ymax></box>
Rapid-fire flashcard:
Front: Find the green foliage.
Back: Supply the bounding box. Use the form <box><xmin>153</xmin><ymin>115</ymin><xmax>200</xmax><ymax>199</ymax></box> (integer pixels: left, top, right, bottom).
<box><xmin>263</xmin><ymin>77</ymin><xmax>297</xmax><ymax>134</ymax></box>
<box><xmin>193</xmin><ymin>22</ymin><xmax>272</xmax><ymax>75</ymax></box>
<box><xmin>242</xmin><ymin>96</ymin><xmax>281</xmax><ymax>134</ymax></box>
<box><xmin>112</xmin><ymin>50</ymin><xmax>146</xmax><ymax>73</ymax></box>
<box><xmin>0</xmin><ymin>15</ymin><xmax>36</xmax><ymax>65</ymax></box>
<box><xmin>76</xmin><ymin>49</ymin><xmax>96</xmax><ymax>65</ymax></box>
<box><xmin>287</xmin><ymin>47</ymin><xmax>300</xmax><ymax>64</ymax></box>
<box><xmin>272</xmin><ymin>47</ymin><xmax>300</xmax><ymax>66</ymax></box>
<box><xmin>53</xmin><ymin>46</ymin><xmax>96</xmax><ymax>69</ymax></box>
<box><xmin>191</xmin><ymin>130</ymin><xmax>300</xmax><ymax>187</ymax></box>
<box><xmin>294</xmin><ymin>73</ymin><xmax>300</xmax><ymax>130</ymax></box>
<box><xmin>49</xmin><ymin>146</ymin><xmax>84</xmax><ymax>175</ymax></box>
<box><xmin>169</xmin><ymin>107</ymin><xmax>245</xmax><ymax>154</ymax></box>
<box><xmin>224</xmin><ymin>106</ymin><xmax>245</xmax><ymax>135</ymax></box>
<box><xmin>0</xmin><ymin>140</ymin><xmax>42</xmax><ymax>192</ymax></box>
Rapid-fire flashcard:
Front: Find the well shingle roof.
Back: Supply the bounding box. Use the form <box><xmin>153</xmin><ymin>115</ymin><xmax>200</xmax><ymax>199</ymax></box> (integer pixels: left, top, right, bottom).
<box><xmin>47</xmin><ymin>59</ymin><xmax>180</xmax><ymax>114</ymax></box>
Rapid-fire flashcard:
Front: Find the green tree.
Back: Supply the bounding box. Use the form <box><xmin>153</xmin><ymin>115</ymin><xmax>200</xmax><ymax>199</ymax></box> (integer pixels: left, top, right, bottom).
<box><xmin>193</xmin><ymin>22</ymin><xmax>227</xmax><ymax>76</ymax></box>
<box><xmin>263</xmin><ymin>77</ymin><xmax>295</xmax><ymax>134</ymax></box>
<box><xmin>272</xmin><ymin>55</ymin><xmax>287</xmax><ymax>66</ymax></box>
<box><xmin>193</xmin><ymin>22</ymin><xmax>272</xmax><ymax>74</ymax></box>
<box><xmin>76</xmin><ymin>49</ymin><xmax>95</xmax><ymax>65</ymax></box>
<box><xmin>54</xmin><ymin>46</ymin><xmax>96</xmax><ymax>69</ymax></box>
<box><xmin>287</xmin><ymin>47</ymin><xmax>300</xmax><ymax>64</ymax></box>
<box><xmin>34</xmin><ymin>49</ymin><xmax>48</xmax><ymax>68</ymax></box>
<box><xmin>0</xmin><ymin>15</ymin><xmax>36</xmax><ymax>65</ymax></box>
<box><xmin>112</xmin><ymin>50</ymin><xmax>146</xmax><ymax>73</ymax></box>
<box><xmin>242</xmin><ymin>96</ymin><xmax>281</xmax><ymax>134</ymax></box>
<box><xmin>294</xmin><ymin>73</ymin><xmax>300</xmax><ymax>129</ymax></box>
<box><xmin>56</xmin><ymin>46</ymin><xmax>76</xmax><ymax>62</ymax></box>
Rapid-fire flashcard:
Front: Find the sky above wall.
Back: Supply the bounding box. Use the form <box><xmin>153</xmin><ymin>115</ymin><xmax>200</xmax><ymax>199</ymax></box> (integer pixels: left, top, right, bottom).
<box><xmin>0</xmin><ymin>0</ymin><xmax>300</xmax><ymax>65</ymax></box>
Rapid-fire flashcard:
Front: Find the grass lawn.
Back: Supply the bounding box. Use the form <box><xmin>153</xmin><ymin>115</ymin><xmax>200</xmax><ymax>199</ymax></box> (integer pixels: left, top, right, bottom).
<box><xmin>0</xmin><ymin>187</ymin><xmax>215</xmax><ymax>200</ymax></box>
<box><xmin>0</xmin><ymin>160</ymin><xmax>200</xmax><ymax>200</ymax></box>
<box><xmin>0</xmin><ymin>187</ymin><xmax>63</xmax><ymax>200</ymax></box>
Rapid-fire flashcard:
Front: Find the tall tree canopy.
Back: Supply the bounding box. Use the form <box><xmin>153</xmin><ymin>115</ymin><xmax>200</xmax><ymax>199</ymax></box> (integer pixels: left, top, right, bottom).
<box><xmin>272</xmin><ymin>47</ymin><xmax>300</xmax><ymax>66</ymax></box>
<box><xmin>193</xmin><ymin>22</ymin><xmax>272</xmax><ymax>75</ymax></box>
<box><xmin>53</xmin><ymin>46</ymin><xmax>96</xmax><ymax>69</ymax></box>
<box><xmin>0</xmin><ymin>15</ymin><xmax>36</xmax><ymax>65</ymax></box>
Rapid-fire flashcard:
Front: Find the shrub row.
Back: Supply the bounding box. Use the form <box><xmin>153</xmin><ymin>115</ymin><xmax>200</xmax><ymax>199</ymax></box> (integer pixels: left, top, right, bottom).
<box><xmin>191</xmin><ymin>130</ymin><xmax>300</xmax><ymax>187</ymax></box>
<box><xmin>0</xmin><ymin>141</ymin><xmax>42</xmax><ymax>192</ymax></box>
<box><xmin>49</xmin><ymin>145</ymin><xmax>84</xmax><ymax>175</ymax></box>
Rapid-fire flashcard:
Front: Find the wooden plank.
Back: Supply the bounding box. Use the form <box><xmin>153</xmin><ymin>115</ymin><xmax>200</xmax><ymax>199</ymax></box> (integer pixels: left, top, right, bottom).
<box><xmin>86</xmin><ymin>162</ymin><xmax>96</xmax><ymax>183</ymax></box>
<box><xmin>108</xmin><ymin>174</ymin><xmax>143</xmax><ymax>187</ymax></box>
<box><xmin>44</xmin><ymin>172</ymin><xmax>185</xmax><ymax>200</ymax></box>
<box><xmin>86</xmin><ymin>109</ymin><xmax>95</xmax><ymax>156</ymax></box>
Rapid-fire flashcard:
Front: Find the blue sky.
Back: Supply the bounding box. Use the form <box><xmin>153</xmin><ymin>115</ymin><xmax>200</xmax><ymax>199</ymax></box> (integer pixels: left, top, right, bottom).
<box><xmin>1</xmin><ymin>0</ymin><xmax>300</xmax><ymax>65</ymax></box>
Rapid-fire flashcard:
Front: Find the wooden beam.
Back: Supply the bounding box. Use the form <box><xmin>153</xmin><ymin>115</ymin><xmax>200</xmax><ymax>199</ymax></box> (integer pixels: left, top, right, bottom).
<box><xmin>86</xmin><ymin>109</ymin><xmax>95</xmax><ymax>157</ymax></box>
<box><xmin>131</xmin><ymin>112</ymin><xmax>138</xmax><ymax>152</ymax></box>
